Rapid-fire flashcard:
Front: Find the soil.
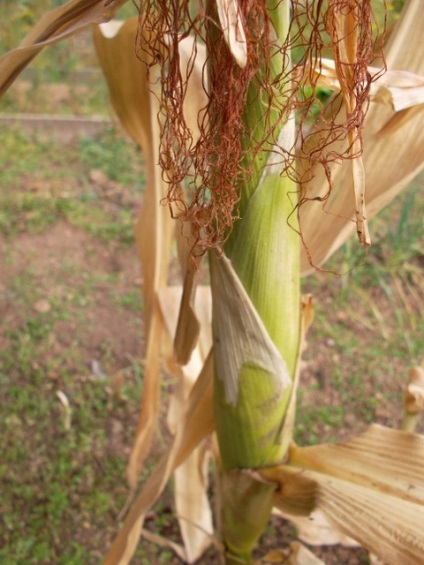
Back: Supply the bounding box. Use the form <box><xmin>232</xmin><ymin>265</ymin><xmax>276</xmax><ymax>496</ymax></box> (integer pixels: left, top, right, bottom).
<box><xmin>1</xmin><ymin>221</ymin><xmax>144</xmax><ymax>374</ymax></box>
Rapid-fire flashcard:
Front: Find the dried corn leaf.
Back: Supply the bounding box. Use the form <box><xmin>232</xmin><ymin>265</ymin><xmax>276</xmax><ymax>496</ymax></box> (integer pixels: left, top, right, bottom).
<box><xmin>95</xmin><ymin>21</ymin><xmax>209</xmax><ymax>490</ymax></box>
<box><xmin>371</xmin><ymin>72</ymin><xmax>424</xmax><ymax>112</ymax></box>
<box><xmin>174</xmin><ymin>266</ymin><xmax>202</xmax><ymax>366</ymax></box>
<box><xmin>273</xmin><ymin>508</ymin><xmax>359</xmax><ymax>547</ymax></box>
<box><xmin>326</xmin><ymin>0</ymin><xmax>370</xmax><ymax>248</ymax></box>
<box><xmin>286</xmin><ymin>542</ymin><xmax>326</xmax><ymax>565</ymax></box>
<box><xmin>316</xmin><ymin>476</ymin><xmax>424</xmax><ymax>565</ymax></box>
<box><xmin>256</xmin><ymin>543</ymin><xmax>326</xmax><ymax>565</ymax></box>
<box><xmin>300</xmin><ymin>0</ymin><xmax>424</xmax><ymax>273</ymax></box>
<box><xmin>0</xmin><ymin>0</ymin><xmax>128</xmax><ymax>96</ymax></box>
<box><xmin>103</xmin><ymin>352</ymin><xmax>214</xmax><ymax>565</ymax></box>
<box><xmin>260</xmin><ymin>425</ymin><xmax>424</xmax><ymax>564</ymax></box>
<box><xmin>216</xmin><ymin>0</ymin><xmax>247</xmax><ymax>68</ymax></box>
<box><xmin>158</xmin><ymin>286</ymin><xmax>212</xmax><ymax>390</ymax></box>
<box><xmin>93</xmin><ymin>19</ymin><xmax>153</xmax><ymax>158</ymax></box>
<box><xmin>289</xmin><ymin>424</ymin><xmax>424</xmax><ymax>504</ymax></box>
<box><xmin>94</xmin><ymin>19</ymin><xmax>175</xmax><ymax>488</ymax></box>
<box><xmin>157</xmin><ymin>285</ymin><xmax>213</xmax><ymax>562</ymax></box>
<box><xmin>404</xmin><ymin>365</ymin><xmax>424</xmax><ymax>414</ymax></box>
<box><xmin>140</xmin><ymin>529</ymin><xmax>187</xmax><ymax>561</ymax></box>
<box><xmin>174</xmin><ymin>445</ymin><xmax>214</xmax><ymax>562</ymax></box>
<box><xmin>313</xmin><ymin>59</ymin><xmax>424</xmax><ymax>112</ymax></box>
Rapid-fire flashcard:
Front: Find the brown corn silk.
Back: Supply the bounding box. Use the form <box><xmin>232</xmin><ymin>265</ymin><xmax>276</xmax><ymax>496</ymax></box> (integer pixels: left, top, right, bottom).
<box><xmin>136</xmin><ymin>0</ymin><xmax>384</xmax><ymax>260</ymax></box>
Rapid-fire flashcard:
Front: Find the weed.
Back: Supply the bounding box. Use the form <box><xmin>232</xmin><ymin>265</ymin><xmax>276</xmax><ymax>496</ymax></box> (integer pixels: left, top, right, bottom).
<box><xmin>112</xmin><ymin>289</ymin><xmax>143</xmax><ymax>312</ymax></box>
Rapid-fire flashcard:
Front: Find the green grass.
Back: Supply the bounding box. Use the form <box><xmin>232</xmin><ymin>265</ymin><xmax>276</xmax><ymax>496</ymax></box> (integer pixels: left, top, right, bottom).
<box><xmin>0</xmin><ymin>126</ymin><xmax>144</xmax><ymax>243</ymax></box>
<box><xmin>0</xmin><ymin>301</ymin><xmax>143</xmax><ymax>563</ymax></box>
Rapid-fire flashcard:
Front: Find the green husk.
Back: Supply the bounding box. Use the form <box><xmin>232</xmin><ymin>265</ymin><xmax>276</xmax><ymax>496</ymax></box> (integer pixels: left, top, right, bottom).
<box><xmin>211</xmin><ymin>0</ymin><xmax>299</xmax><ymax>472</ymax></box>
<box><xmin>209</xmin><ymin>0</ymin><xmax>301</xmax><ymax>562</ymax></box>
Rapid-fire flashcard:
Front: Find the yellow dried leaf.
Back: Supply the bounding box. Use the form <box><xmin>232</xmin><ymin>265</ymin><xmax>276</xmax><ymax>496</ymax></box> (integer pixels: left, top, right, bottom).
<box><xmin>140</xmin><ymin>529</ymin><xmax>187</xmax><ymax>561</ymax></box>
<box><xmin>404</xmin><ymin>365</ymin><xmax>424</xmax><ymax>414</ymax></box>
<box><xmin>94</xmin><ymin>18</ymin><xmax>177</xmax><ymax>487</ymax></box>
<box><xmin>215</xmin><ymin>0</ymin><xmax>247</xmax><ymax>68</ymax></box>
<box><xmin>174</xmin><ymin>266</ymin><xmax>201</xmax><ymax>366</ymax></box>
<box><xmin>157</xmin><ymin>285</ymin><xmax>213</xmax><ymax>561</ymax></box>
<box><xmin>300</xmin><ymin>0</ymin><xmax>424</xmax><ymax>273</ymax></box>
<box><xmin>289</xmin><ymin>425</ymin><xmax>424</xmax><ymax>504</ymax></box>
<box><xmin>174</xmin><ymin>445</ymin><xmax>214</xmax><ymax>562</ymax></box>
<box><xmin>312</xmin><ymin>59</ymin><xmax>424</xmax><ymax>113</ymax></box>
<box><xmin>103</xmin><ymin>352</ymin><xmax>214</xmax><ymax>565</ymax></box>
<box><xmin>0</xmin><ymin>0</ymin><xmax>128</xmax><ymax>97</ymax></box>
<box><xmin>286</xmin><ymin>542</ymin><xmax>326</xmax><ymax>565</ymax></box>
<box><xmin>273</xmin><ymin>508</ymin><xmax>359</xmax><ymax>547</ymax></box>
<box><xmin>259</xmin><ymin>425</ymin><xmax>424</xmax><ymax>565</ymax></box>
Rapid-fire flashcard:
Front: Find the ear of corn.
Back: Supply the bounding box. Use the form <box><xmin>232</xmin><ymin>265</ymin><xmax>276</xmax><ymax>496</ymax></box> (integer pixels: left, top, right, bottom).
<box><xmin>208</xmin><ymin>1</ymin><xmax>303</xmax><ymax>560</ymax></box>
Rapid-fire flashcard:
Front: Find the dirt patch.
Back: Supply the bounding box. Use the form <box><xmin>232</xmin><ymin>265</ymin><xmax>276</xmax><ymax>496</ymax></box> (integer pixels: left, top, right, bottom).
<box><xmin>0</xmin><ymin>220</ymin><xmax>144</xmax><ymax>374</ymax></box>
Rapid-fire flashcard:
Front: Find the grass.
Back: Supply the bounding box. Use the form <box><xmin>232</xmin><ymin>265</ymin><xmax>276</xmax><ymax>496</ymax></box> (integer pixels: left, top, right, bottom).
<box><xmin>0</xmin><ymin>332</ymin><xmax>141</xmax><ymax>562</ymax></box>
<box><xmin>0</xmin><ymin>126</ymin><xmax>144</xmax><ymax>243</ymax></box>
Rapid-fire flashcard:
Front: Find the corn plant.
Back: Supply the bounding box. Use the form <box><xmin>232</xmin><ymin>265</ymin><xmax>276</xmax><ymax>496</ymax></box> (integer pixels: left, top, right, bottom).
<box><xmin>1</xmin><ymin>0</ymin><xmax>424</xmax><ymax>564</ymax></box>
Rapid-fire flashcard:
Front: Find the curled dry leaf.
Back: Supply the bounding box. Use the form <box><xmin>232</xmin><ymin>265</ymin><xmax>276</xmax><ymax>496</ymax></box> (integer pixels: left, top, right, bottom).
<box><xmin>140</xmin><ymin>529</ymin><xmax>188</xmax><ymax>561</ymax></box>
<box><xmin>326</xmin><ymin>0</ymin><xmax>370</xmax><ymax>248</ymax></box>
<box><xmin>0</xmin><ymin>0</ymin><xmax>129</xmax><ymax>97</ymax></box>
<box><xmin>404</xmin><ymin>365</ymin><xmax>424</xmax><ymax>414</ymax></box>
<box><xmin>103</xmin><ymin>352</ymin><xmax>214</xmax><ymax>565</ymax></box>
<box><xmin>300</xmin><ymin>0</ymin><xmax>424</xmax><ymax>274</ymax></box>
<box><xmin>158</xmin><ymin>284</ymin><xmax>214</xmax><ymax>562</ymax></box>
<box><xmin>173</xmin><ymin>446</ymin><xmax>214</xmax><ymax>563</ymax></box>
<box><xmin>312</xmin><ymin>59</ymin><xmax>424</xmax><ymax>113</ymax></box>
<box><xmin>215</xmin><ymin>0</ymin><xmax>248</xmax><ymax>68</ymax></box>
<box><xmin>259</xmin><ymin>425</ymin><xmax>424</xmax><ymax>565</ymax></box>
